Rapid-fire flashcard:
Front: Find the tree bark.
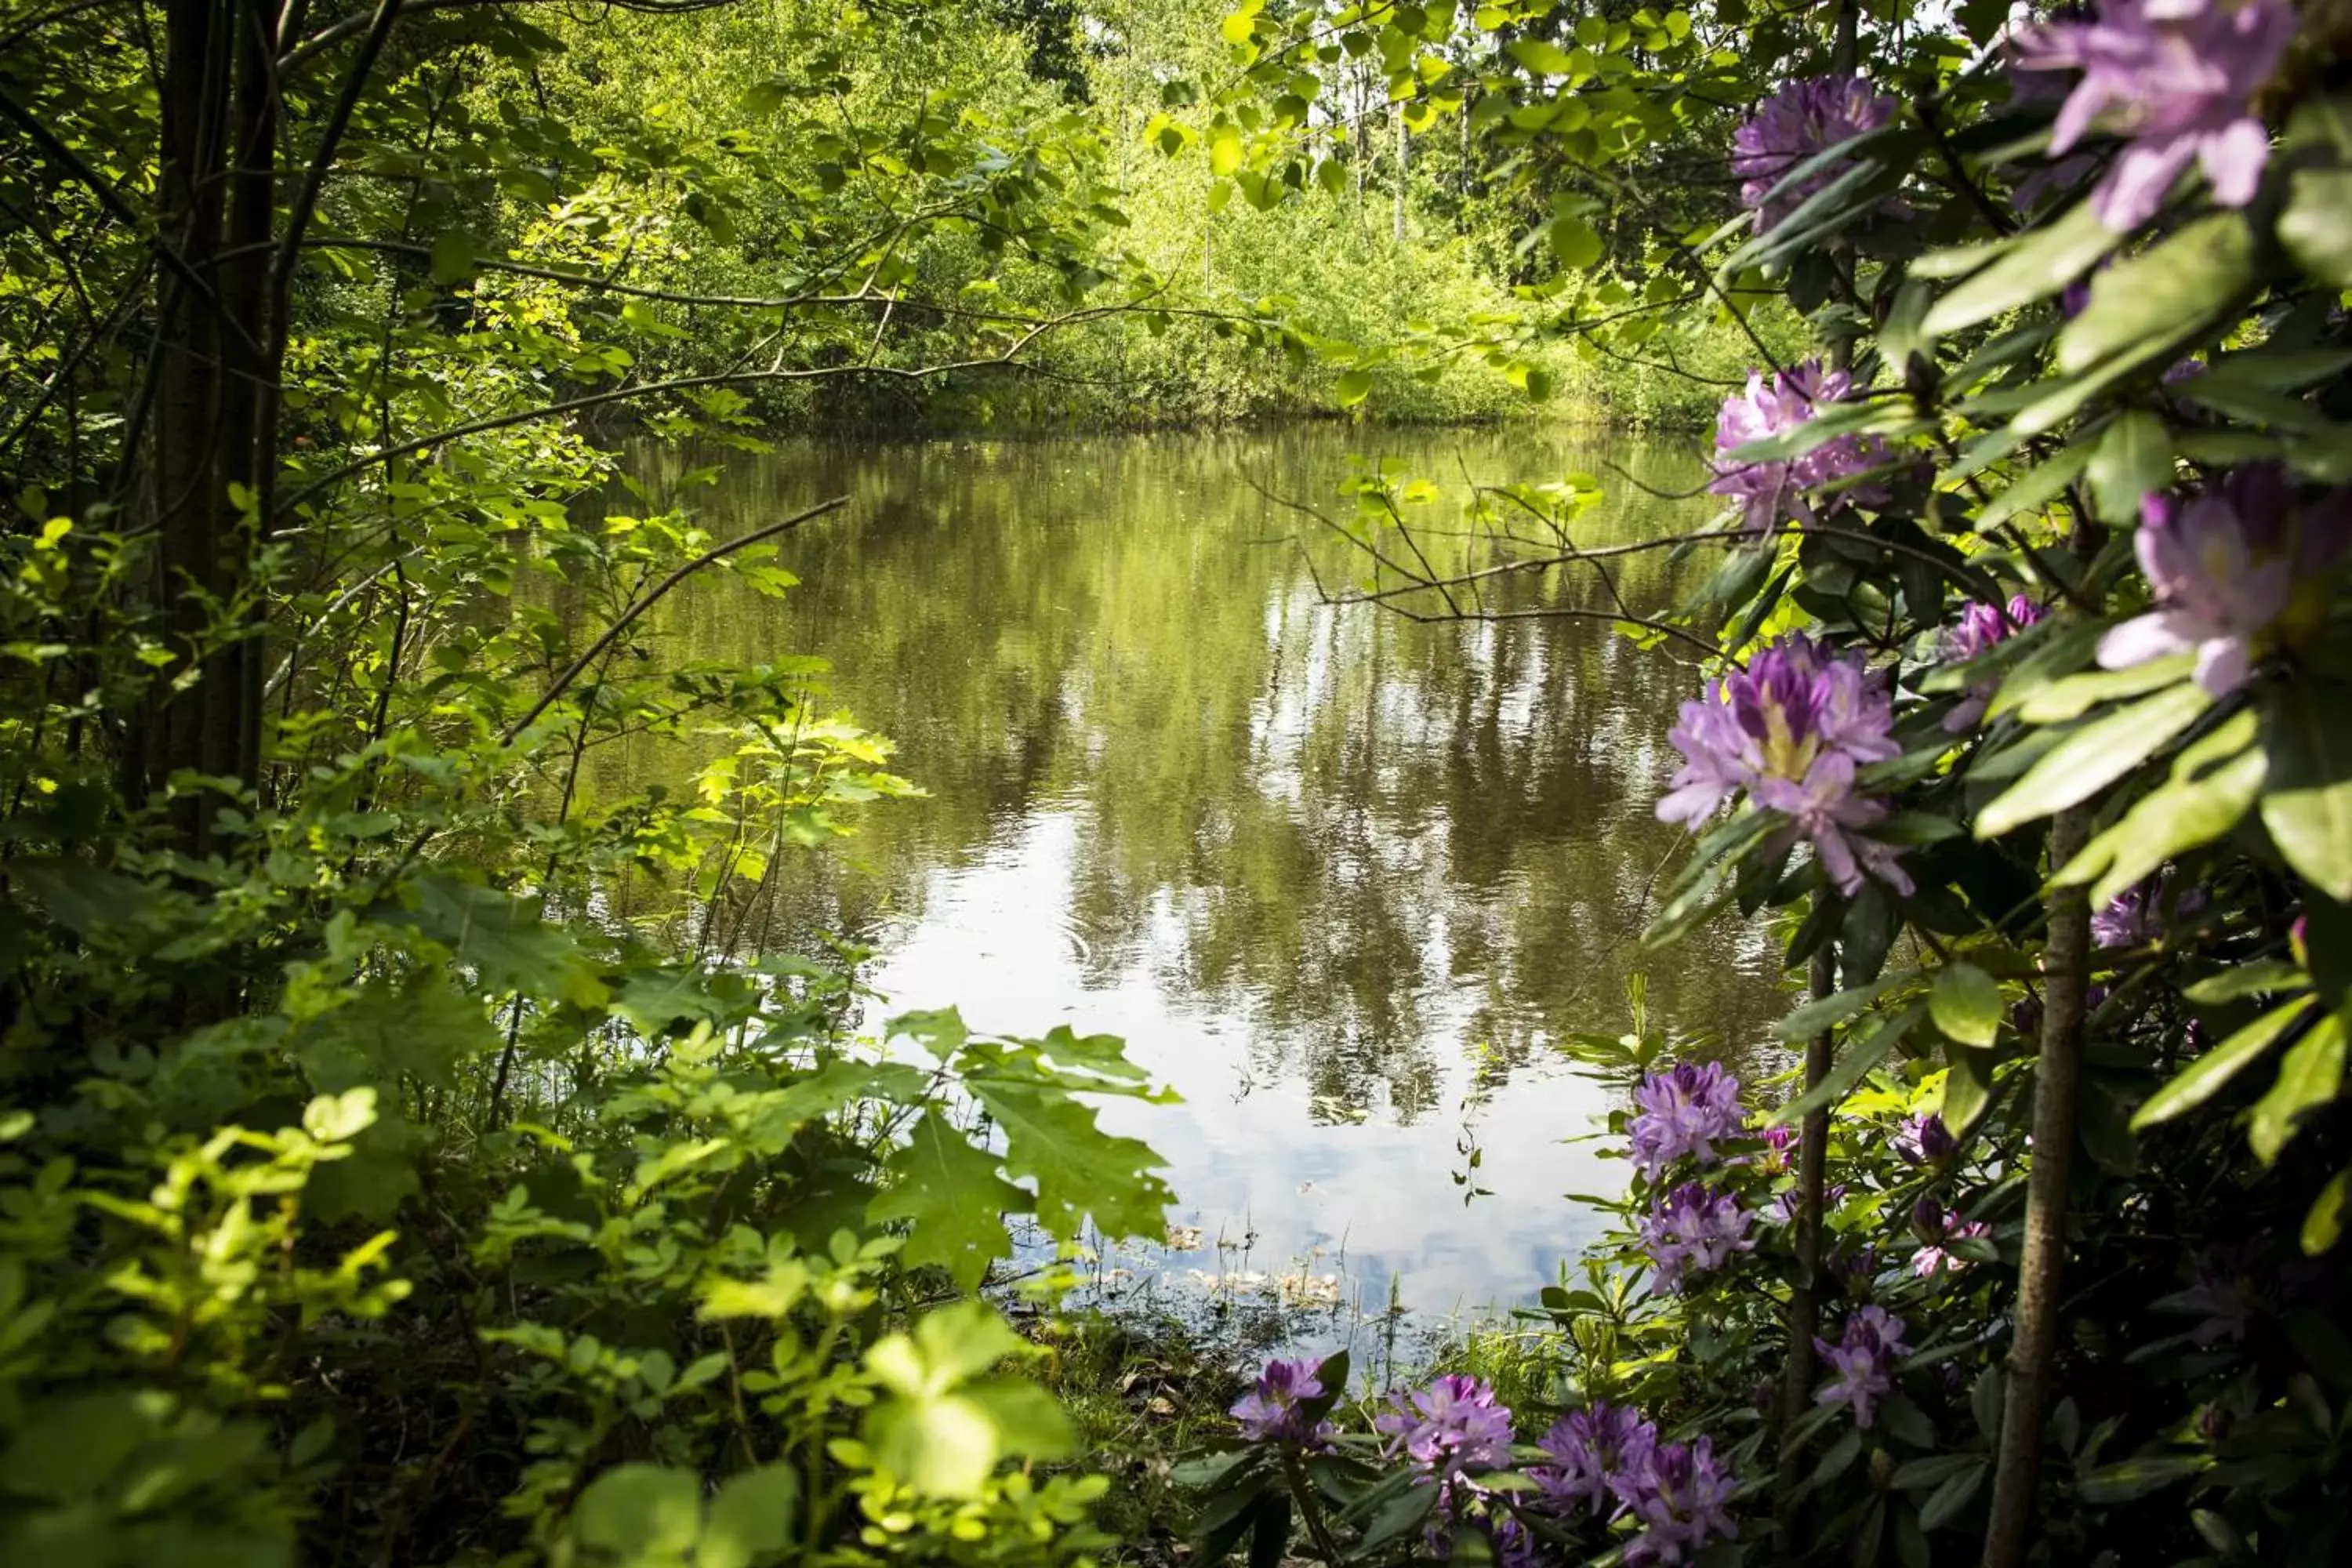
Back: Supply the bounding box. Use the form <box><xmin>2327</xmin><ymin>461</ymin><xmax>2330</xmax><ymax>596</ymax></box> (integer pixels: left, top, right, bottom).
<box><xmin>143</xmin><ymin>0</ymin><xmax>279</xmax><ymax>849</ymax></box>
<box><xmin>1773</xmin><ymin>945</ymin><xmax>1837</xmax><ymax>1527</ymax></box>
<box><xmin>1980</xmin><ymin>804</ymin><xmax>2093</xmax><ymax>1568</ymax></box>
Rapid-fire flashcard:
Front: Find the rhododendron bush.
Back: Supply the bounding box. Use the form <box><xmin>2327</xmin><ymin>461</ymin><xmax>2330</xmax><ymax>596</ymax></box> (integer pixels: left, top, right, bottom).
<box><xmin>1178</xmin><ymin>1</ymin><xmax>2352</xmax><ymax>1563</ymax></box>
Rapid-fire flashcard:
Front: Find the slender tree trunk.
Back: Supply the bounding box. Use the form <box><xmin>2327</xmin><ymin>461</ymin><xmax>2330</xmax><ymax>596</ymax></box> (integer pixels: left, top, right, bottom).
<box><xmin>143</xmin><ymin>0</ymin><xmax>278</xmax><ymax>849</ymax></box>
<box><xmin>1981</xmin><ymin>805</ymin><xmax>2092</xmax><ymax>1568</ymax></box>
<box><xmin>1773</xmin><ymin>946</ymin><xmax>1837</xmax><ymax>1524</ymax></box>
<box><xmin>1392</xmin><ymin>103</ymin><xmax>1406</xmax><ymax>244</ymax></box>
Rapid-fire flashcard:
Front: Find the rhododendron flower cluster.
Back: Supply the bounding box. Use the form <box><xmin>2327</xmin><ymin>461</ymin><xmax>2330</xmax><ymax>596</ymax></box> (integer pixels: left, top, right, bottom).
<box><xmin>1942</xmin><ymin>593</ymin><xmax>2045</xmax><ymax>731</ymax></box>
<box><xmin>1628</xmin><ymin>1061</ymin><xmax>1747</xmax><ymax>1180</ymax></box>
<box><xmin>1730</xmin><ymin>75</ymin><xmax>1898</xmax><ymax>232</ymax></box>
<box><xmin>1640</xmin><ymin>1181</ymin><xmax>1755</xmax><ymax>1292</ymax></box>
<box><xmin>1372</xmin><ymin>1374</ymin><xmax>1515</xmax><ymax>1475</ymax></box>
<box><xmin>1619</xmin><ymin>1437</ymin><xmax>1740</xmax><ymax>1566</ymax></box>
<box><xmin>2092</xmin><ymin>873</ymin><xmax>2209</xmax><ymax>949</ymax></box>
<box><xmin>1531</xmin><ymin>1403</ymin><xmax>1736</xmax><ymax>1566</ymax></box>
<box><xmin>1913</xmin><ymin>1210</ymin><xmax>1993</xmax><ymax>1279</ymax></box>
<box><xmin>1531</xmin><ymin>1400</ymin><xmax>1657</xmax><ymax>1516</ymax></box>
<box><xmin>1814</xmin><ymin>1305</ymin><xmax>1910</xmax><ymax>1428</ymax></box>
<box><xmin>1658</xmin><ymin>632</ymin><xmax>1911</xmax><ymax>896</ymax></box>
<box><xmin>2010</xmin><ymin>0</ymin><xmax>2298</xmax><ymax>230</ymax></box>
<box><xmin>1894</xmin><ymin>1112</ymin><xmax>1956</xmax><ymax>1165</ymax></box>
<box><xmin>1229</xmin><ymin>1356</ymin><xmax>1334</xmax><ymax>1446</ymax></box>
<box><xmin>2099</xmin><ymin>466</ymin><xmax>2352</xmax><ymax>696</ymax></box>
<box><xmin>1709</xmin><ymin>360</ymin><xmax>1890</xmax><ymax>534</ymax></box>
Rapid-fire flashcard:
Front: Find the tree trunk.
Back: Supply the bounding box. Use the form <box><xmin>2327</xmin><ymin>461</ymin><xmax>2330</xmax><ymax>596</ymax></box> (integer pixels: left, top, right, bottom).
<box><xmin>143</xmin><ymin>0</ymin><xmax>278</xmax><ymax>851</ymax></box>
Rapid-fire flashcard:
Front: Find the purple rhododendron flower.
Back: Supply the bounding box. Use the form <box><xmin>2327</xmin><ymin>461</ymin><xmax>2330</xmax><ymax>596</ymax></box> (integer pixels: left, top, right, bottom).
<box><xmin>1731</xmin><ymin>75</ymin><xmax>1899</xmax><ymax>232</ymax></box>
<box><xmin>1658</xmin><ymin>633</ymin><xmax>1911</xmax><ymax>897</ymax></box>
<box><xmin>1709</xmin><ymin>360</ymin><xmax>1892</xmax><ymax>534</ymax></box>
<box><xmin>1374</xmin><ymin>1374</ymin><xmax>1515</xmax><ymax>1475</ymax></box>
<box><xmin>1230</xmin><ymin>1356</ymin><xmax>1334</xmax><ymax>1446</ymax></box>
<box><xmin>1913</xmin><ymin>1218</ymin><xmax>1993</xmax><ymax>1279</ymax></box>
<box><xmin>1942</xmin><ymin>593</ymin><xmax>2045</xmax><ymax>731</ymax></box>
<box><xmin>2010</xmin><ymin>0</ymin><xmax>2297</xmax><ymax>231</ymax></box>
<box><xmin>1893</xmin><ymin>1112</ymin><xmax>1957</xmax><ymax>1165</ymax></box>
<box><xmin>1531</xmin><ymin>1401</ymin><xmax>1659</xmax><ymax>1517</ymax></box>
<box><xmin>2092</xmin><ymin>873</ymin><xmax>2209</xmax><ymax>948</ymax></box>
<box><xmin>1758</xmin><ymin>1123</ymin><xmax>1796</xmax><ymax>1173</ymax></box>
<box><xmin>2100</xmin><ymin>466</ymin><xmax>2352</xmax><ymax>695</ymax></box>
<box><xmin>1814</xmin><ymin>1305</ymin><xmax>1909</xmax><ymax>1428</ymax></box>
<box><xmin>1640</xmin><ymin>1182</ymin><xmax>1755</xmax><ymax>1293</ymax></box>
<box><xmin>1628</xmin><ymin>1062</ymin><xmax>1748</xmax><ymax>1180</ymax></box>
<box><xmin>1613</xmin><ymin>1437</ymin><xmax>1739</xmax><ymax>1566</ymax></box>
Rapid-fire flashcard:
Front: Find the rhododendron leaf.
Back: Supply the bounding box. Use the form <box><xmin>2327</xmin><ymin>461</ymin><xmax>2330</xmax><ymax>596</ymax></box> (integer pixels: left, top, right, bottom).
<box><xmin>2249</xmin><ymin>1011</ymin><xmax>2347</xmax><ymax>1164</ymax></box>
<box><xmin>2059</xmin><ymin>214</ymin><xmax>2256</xmax><ymax>376</ymax></box>
<box><xmin>2183</xmin><ymin>960</ymin><xmax>2310</xmax><ymax>1004</ymax></box>
<box><xmin>1771</xmin><ymin>971</ymin><xmax>1912</xmax><ymax>1040</ymax></box>
<box><xmin>1771</xmin><ymin>1003</ymin><xmax>1922</xmax><ymax>1127</ymax></box>
<box><xmin>1920</xmin><ymin>201</ymin><xmax>2114</xmax><ymax>338</ymax></box>
<box><xmin>2087</xmin><ymin>412</ymin><xmax>2174</xmax><ymax>525</ymax></box>
<box><xmin>2304</xmin><ymin>1167</ymin><xmax>2350</xmax><ymax>1256</ymax></box>
<box><xmin>1971</xmin><ymin>441</ymin><xmax>2093</xmax><ymax>534</ymax></box>
<box><xmin>2014</xmin><ymin>655</ymin><xmax>2196</xmax><ymax>727</ymax></box>
<box><xmin>2058</xmin><ymin>711</ymin><xmax>2266</xmax><ymax>906</ymax></box>
<box><xmin>2261</xmin><ymin>681</ymin><xmax>2352</xmax><ymax>902</ymax></box>
<box><xmin>1936</xmin><ymin>1044</ymin><xmax>1998</xmax><ymax>1138</ymax></box>
<box><xmin>2279</xmin><ymin>169</ymin><xmax>2352</xmax><ymax>290</ymax></box>
<box><xmin>1976</xmin><ymin>683</ymin><xmax>2212</xmax><ymax>839</ymax></box>
<box><xmin>1929</xmin><ymin>962</ymin><xmax>2002</xmax><ymax>1048</ymax></box>
<box><xmin>2077</xmin><ymin>1453</ymin><xmax>2212</xmax><ymax>1504</ymax></box>
<box><xmin>2132</xmin><ymin>997</ymin><xmax>2316</xmax><ymax>1131</ymax></box>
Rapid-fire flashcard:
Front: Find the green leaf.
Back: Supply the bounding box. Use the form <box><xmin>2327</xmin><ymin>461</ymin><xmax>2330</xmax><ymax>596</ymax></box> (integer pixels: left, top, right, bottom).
<box><xmin>867</xmin><ymin>1112</ymin><xmax>1026</xmax><ymax>1290</ymax></box>
<box><xmin>1918</xmin><ymin>1458</ymin><xmax>1986</xmax><ymax>1530</ymax></box>
<box><xmin>293</xmin><ymin>977</ymin><xmax>500</xmax><ymax>1094</ymax></box>
<box><xmin>2279</xmin><ymin>169</ymin><xmax>2352</xmax><ymax>289</ymax></box>
<box><xmin>1209</xmin><ymin>123</ymin><xmax>1244</xmax><ymax>177</ymax></box>
<box><xmin>2132</xmin><ymin>996</ymin><xmax>2317</xmax><ymax>1131</ymax></box>
<box><xmin>1929</xmin><ymin>962</ymin><xmax>2002</xmax><ymax>1047</ymax></box>
<box><xmin>1920</xmin><ymin>201</ymin><xmax>2116</xmax><ymax>338</ymax></box>
<box><xmin>1771</xmin><ymin>970</ymin><xmax>1914</xmax><ymax>1040</ymax></box>
<box><xmin>1508</xmin><ymin>39</ymin><xmax>1579</xmax><ymax>74</ymax></box>
<box><xmin>862</xmin><ymin>1304</ymin><xmax>1069</xmax><ymax>1499</ymax></box>
<box><xmin>2086</xmin><ymin>411</ymin><xmax>2173</xmax><ymax>525</ymax></box>
<box><xmin>569</xmin><ymin>1464</ymin><xmax>702</xmax><ymax>1561</ymax></box>
<box><xmin>1971</xmin><ymin>441</ymin><xmax>2093</xmax><ymax>534</ymax></box>
<box><xmin>2056</xmin><ymin>709</ymin><xmax>2266</xmax><ymax>907</ymax></box>
<box><xmin>370</xmin><ymin>873</ymin><xmax>606</xmax><ymax>1004</ymax></box>
<box><xmin>969</xmin><ymin>1077</ymin><xmax>1173</xmax><ymax>1243</ymax></box>
<box><xmin>430</xmin><ymin>231</ymin><xmax>479</xmax><ymax>286</ymax></box>
<box><xmin>2075</xmin><ymin>1453</ymin><xmax>2209</xmax><ymax>1504</ymax></box>
<box><xmin>699</xmin><ymin>1468</ymin><xmax>800</xmax><ymax>1568</ymax></box>
<box><xmin>2304</xmin><ymin>1167</ymin><xmax>2350</xmax><ymax>1255</ymax></box>
<box><xmin>2184</xmin><ymin>960</ymin><xmax>2310</xmax><ymax>1004</ymax></box>
<box><xmin>1936</xmin><ymin>1044</ymin><xmax>1998</xmax><ymax>1138</ymax></box>
<box><xmin>1548</xmin><ymin>215</ymin><xmax>1602</xmax><ymax>269</ymax></box>
<box><xmin>2261</xmin><ymin>681</ymin><xmax>2352</xmax><ymax>902</ymax></box>
<box><xmin>2013</xmin><ymin>655</ymin><xmax>2195</xmax><ymax>725</ymax></box>
<box><xmin>1769</xmin><ymin>1003</ymin><xmax>1923</xmax><ymax>1127</ymax></box>
<box><xmin>1976</xmin><ymin>682</ymin><xmax>2212</xmax><ymax>839</ymax></box>
<box><xmin>2249</xmin><ymin>1009</ymin><xmax>2346</xmax><ymax>1164</ymax></box>
<box><xmin>2059</xmin><ymin>214</ymin><xmax>2256</xmax><ymax>375</ymax></box>
<box><xmin>1334</xmin><ymin>368</ymin><xmax>1374</xmax><ymax>406</ymax></box>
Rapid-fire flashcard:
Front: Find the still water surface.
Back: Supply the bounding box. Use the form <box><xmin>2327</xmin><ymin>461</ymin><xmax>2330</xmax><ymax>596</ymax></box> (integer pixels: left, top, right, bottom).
<box><xmin>619</xmin><ymin>427</ymin><xmax>1790</xmax><ymax>1338</ymax></box>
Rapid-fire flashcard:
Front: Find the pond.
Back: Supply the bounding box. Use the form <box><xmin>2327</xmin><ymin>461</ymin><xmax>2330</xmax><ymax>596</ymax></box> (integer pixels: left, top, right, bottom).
<box><xmin>612</xmin><ymin>426</ymin><xmax>1791</xmax><ymax>1347</ymax></box>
